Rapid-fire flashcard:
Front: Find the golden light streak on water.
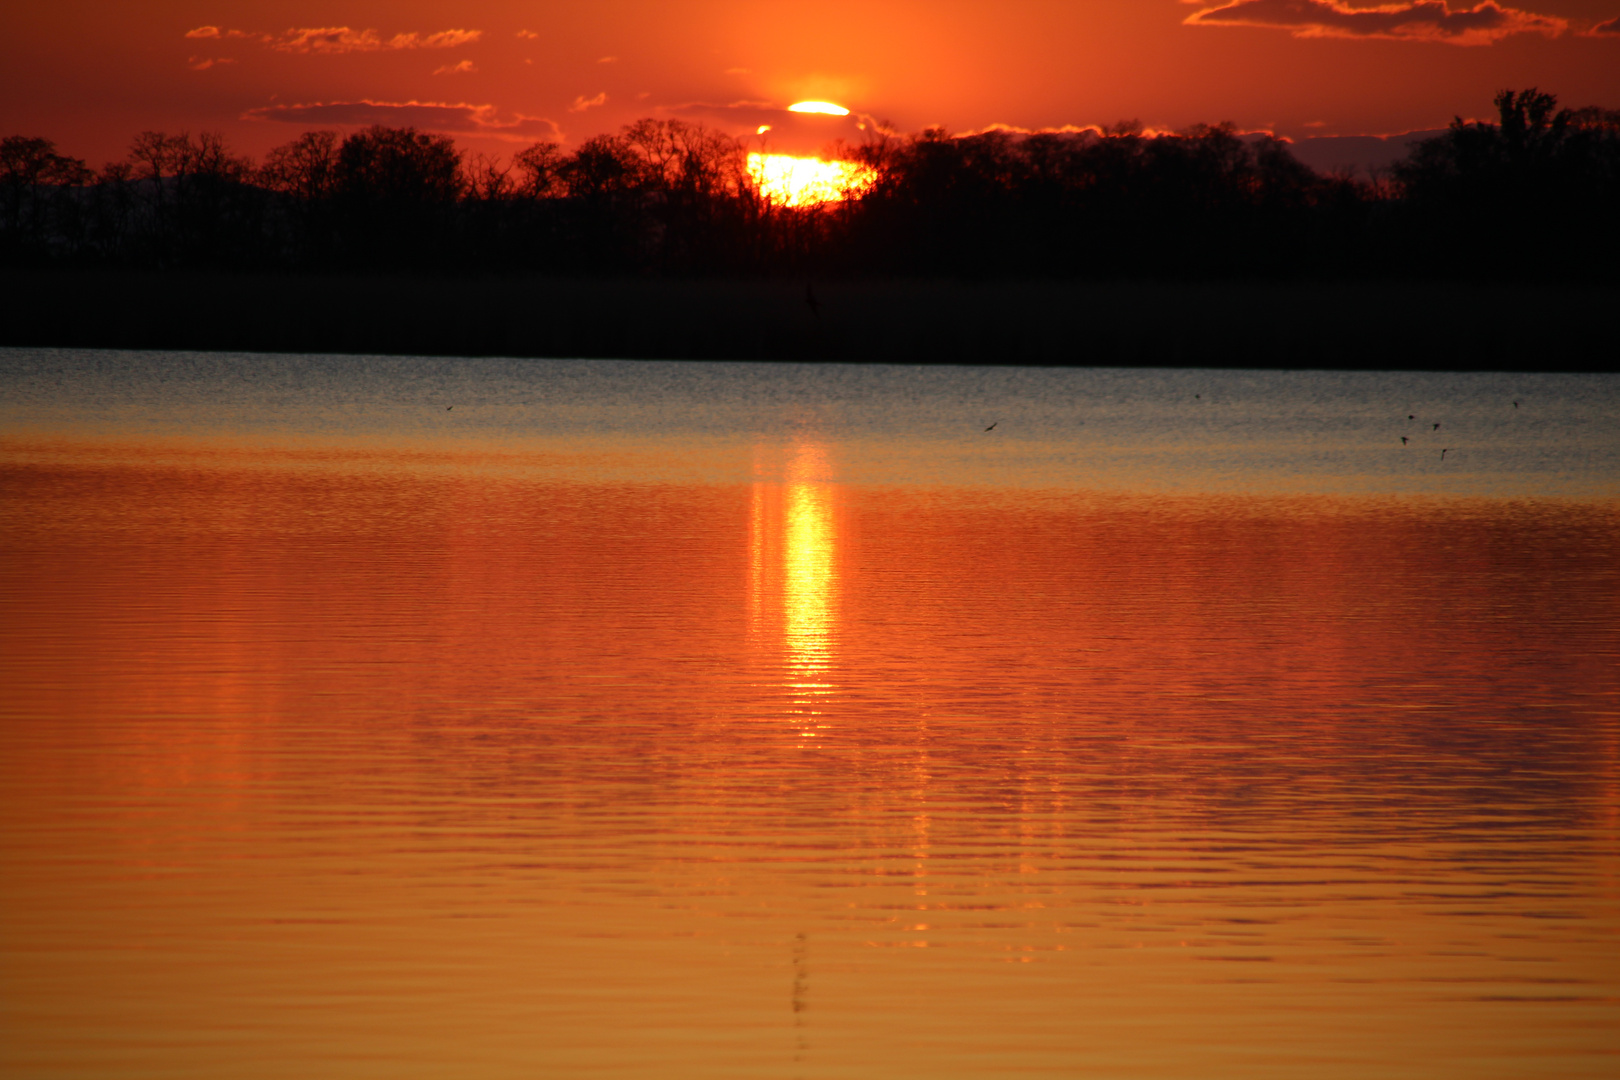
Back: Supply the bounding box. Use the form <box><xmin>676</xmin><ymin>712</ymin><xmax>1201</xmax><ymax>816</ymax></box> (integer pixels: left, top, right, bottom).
<box><xmin>783</xmin><ymin>441</ymin><xmax>835</xmax><ymax>681</ymax></box>
<box><xmin>749</xmin><ymin>441</ymin><xmax>840</xmax><ymax>736</ymax></box>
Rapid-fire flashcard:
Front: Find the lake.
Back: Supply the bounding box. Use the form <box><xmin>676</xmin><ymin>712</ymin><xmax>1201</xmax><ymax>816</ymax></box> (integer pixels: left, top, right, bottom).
<box><xmin>2</xmin><ymin>349</ymin><xmax>1617</xmax><ymax>1079</ymax></box>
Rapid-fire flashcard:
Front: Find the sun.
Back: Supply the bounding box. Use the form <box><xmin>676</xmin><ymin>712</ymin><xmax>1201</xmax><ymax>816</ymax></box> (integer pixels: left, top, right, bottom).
<box><xmin>747</xmin><ymin>153</ymin><xmax>874</xmax><ymax>207</ymax></box>
<box><xmin>787</xmin><ymin>101</ymin><xmax>850</xmax><ymax>116</ymax></box>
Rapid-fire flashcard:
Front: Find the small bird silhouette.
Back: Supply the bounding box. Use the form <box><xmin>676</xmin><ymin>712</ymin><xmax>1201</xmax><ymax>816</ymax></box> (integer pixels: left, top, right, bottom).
<box><xmin>1408</xmin><ymin>415</ymin><xmax>1415</xmax><ymax>420</ymax></box>
<box><xmin>1512</xmin><ymin>401</ymin><xmax>1519</xmax><ymax>408</ymax></box>
<box><xmin>446</xmin><ymin>406</ymin><xmax>453</xmax><ymax>411</ymax></box>
<box><xmin>1195</xmin><ymin>394</ymin><xmax>1200</xmax><ymax>399</ymax></box>
<box><xmin>1433</xmin><ymin>422</ymin><xmax>1441</xmax><ymax>430</ymax></box>
<box><xmin>984</xmin><ymin>422</ymin><xmax>998</xmax><ymax>432</ymax></box>
<box><xmin>1441</xmin><ymin>448</ymin><xmax>1451</xmax><ymax>460</ymax></box>
<box><xmin>804</xmin><ymin>282</ymin><xmax>821</xmax><ymax>319</ymax></box>
<box><xmin>1401</xmin><ymin>436</ymin><xmax>1408</xmax><ymax>445</ymax></box>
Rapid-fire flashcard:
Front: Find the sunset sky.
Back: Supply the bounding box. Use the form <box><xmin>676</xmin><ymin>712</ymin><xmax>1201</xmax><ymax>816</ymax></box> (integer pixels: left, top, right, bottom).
<box><xmin>4</xmin><ymin>1</ymin><xmax>1620</xmax><ymax>166</ymax></box>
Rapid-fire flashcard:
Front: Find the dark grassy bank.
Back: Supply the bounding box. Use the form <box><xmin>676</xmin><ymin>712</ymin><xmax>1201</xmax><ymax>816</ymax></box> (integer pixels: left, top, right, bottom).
<box><xmin>1</xmin><ymin>269</ymin><xmax>1614</xmax><ymax>372</ymax></box>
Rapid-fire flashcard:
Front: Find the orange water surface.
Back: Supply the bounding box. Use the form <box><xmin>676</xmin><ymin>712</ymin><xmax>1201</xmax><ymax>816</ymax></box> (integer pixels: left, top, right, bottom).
<box><xmin>3</xmin><ymin>424</ymin><xmax>1617</xmax><ymax>1080</ymax></box>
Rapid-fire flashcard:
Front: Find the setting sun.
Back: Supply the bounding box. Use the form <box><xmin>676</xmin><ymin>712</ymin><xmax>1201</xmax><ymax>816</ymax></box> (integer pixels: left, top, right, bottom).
<box><xmin>787</xmin><ymin>101</ymin><xmax>850</xmax><ymax>116</ymax></box>
<box><xmin>747</xmin><ymin>152</ymin><xmax>873</xmax><ymax>207</ymax></box>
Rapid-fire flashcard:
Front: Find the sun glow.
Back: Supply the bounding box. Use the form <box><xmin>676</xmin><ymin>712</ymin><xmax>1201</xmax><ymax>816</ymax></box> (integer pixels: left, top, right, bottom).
<box><xmin>747</xmin><ymin>153</ymin><xmax>874</xmax><ymax>207</ymax></box>
<box><xmin>787</xmin><ymin>101</ymin><xmax>849</xmax><ymax>116</ymax></box>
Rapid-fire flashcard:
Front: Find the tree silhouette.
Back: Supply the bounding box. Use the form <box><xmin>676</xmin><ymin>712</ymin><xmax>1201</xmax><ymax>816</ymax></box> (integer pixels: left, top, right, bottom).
<box><xmin>326</xmin><ymin>126</ymin><xmax>462</xmax><ymax>266</ymax></box>
<box><xmin>1</xmin><ymin>90</ymin><xmax>1614</xmax><ymax>279</ymax></box>
<box><xmin>1395</xmin><ymin>88</ymin><xmax>1620</xmax><ymax>274</ymax></box>
<box><xmin>260</xmin><ymin>131</ymin><xmax>339</xmax><ymax>202</ymax></box>
<box><xmin>335</xmin><ymin>126</ymin><xmax>462</xmax><ymax>204</ymax></box>
<box><xmin>0</xmin><ymin>136</ymin><xmax>91</xmax><ymax>260</ymax></box>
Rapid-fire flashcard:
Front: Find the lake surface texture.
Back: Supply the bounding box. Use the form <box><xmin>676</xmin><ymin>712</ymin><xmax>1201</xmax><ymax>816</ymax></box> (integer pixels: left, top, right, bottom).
<box><xmin>3</xmin><ymin>349</ymin><xmax>1618</xmax><ymax>1079</ymax></box>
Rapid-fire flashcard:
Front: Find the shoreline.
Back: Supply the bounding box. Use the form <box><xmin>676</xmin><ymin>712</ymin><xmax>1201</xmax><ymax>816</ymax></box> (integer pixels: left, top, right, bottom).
<box><xmin>2</xmin><ymin>270</ymin><xmax>1613</xmax><ymax>372</ymax></box>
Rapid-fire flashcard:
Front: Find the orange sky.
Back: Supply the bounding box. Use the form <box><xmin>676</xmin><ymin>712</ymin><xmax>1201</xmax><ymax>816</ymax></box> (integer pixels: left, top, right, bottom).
<box><xmin>4</xmin><ymin>1</ymin><xmax>1620</xmax><ymax>166</ymax></box>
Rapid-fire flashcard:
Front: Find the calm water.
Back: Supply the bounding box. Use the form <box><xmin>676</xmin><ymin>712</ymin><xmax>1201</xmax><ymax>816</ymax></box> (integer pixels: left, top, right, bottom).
<box><xmin>2</xmin><ymin>349</ymin><xmax>1618</xmax><ymax>1079</ymax></box>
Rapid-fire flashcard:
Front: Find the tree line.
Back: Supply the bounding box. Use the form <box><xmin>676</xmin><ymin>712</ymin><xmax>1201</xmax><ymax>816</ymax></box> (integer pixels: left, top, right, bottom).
<box><xmin>2</xmin><ymin>90</ymin><xmax>1614</xmax><ymax>278</ymax></box>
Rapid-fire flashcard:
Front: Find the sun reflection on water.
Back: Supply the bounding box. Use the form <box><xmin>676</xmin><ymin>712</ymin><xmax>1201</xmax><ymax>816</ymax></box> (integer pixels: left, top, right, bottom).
<box><xmin>750</xmin><ymin>440</ymin><xmax>839</xmax><ymax>733</ymax></box>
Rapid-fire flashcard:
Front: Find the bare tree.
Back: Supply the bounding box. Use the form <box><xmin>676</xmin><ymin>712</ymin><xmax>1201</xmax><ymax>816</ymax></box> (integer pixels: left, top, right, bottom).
<box><xmin>463</xmin><ymin>153</ymin><xmax>513</xmax><ymax>203</ymax></box>
<box><xmin>1</xmin><ymin>135</ymin><xmax>90</xmax><ymax>255</ymax></box>
<box><xmin>513</xmin><ymin>142</ymin><xmax>566</xmax><ymax>199</ymax></box>
<box><xmin>259</xmin><ymin>131</ymin><xmax>338</xmax><ymax>201</ymax></box>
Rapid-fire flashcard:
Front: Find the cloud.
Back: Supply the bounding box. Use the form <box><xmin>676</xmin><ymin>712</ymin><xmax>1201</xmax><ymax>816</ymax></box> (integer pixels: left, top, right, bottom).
<box><xmin>433</xmin><ymin>60</ymin><xmax>477</xmax><ymax>75</ymax></box>
<box><xmin>272</xmin><ymin>27</ymin><xmax>482</xmax><ymax>53</ymax></box>
<box><xmin>954</xmin><ymin>121</ymin><xmax>1110</xmax><ymax>137</ymax></box>
<box><xmin>597</xmin><ymin>56</ymin><xmax>619</xmax><ymax>64</ymax></box>
<box><xmin>187</xmin><ymin>26</ymin><xmax>482</xmax><ymax>54</ymax></box>
<box><xmin>516</xmin><ymin>29</ymin><xmax>540</xmax><ymax>39</ymax></box>
<box><xmin>1587</xmin><ymin>15</ymin><xmax>1620</xmax><ymax>34</ymax></box>
<box><xmin>186</xmin><ymin>26</ymin><xmax>260</xmax><ymax>41</ymax></box>
<box><xmin>244</xmin><ymin>100</ymin><xmax>560</xmax><ymax>141</ymax></box>
<box><xmin>662</xmin><ymin>100</ymin><xmax>888</xmax><ymax>154</ymax></box>
<box><xmin>569</xmin><ymin>92</ymin><xmax>608</xmax><ymax>112</ymax></box>
<box><xmin>664</xmin><ymin>100</ymin><xmax>778</xmax><ymax>125</ymax></box>
<box><xmin>187</xmin><ymin>56</ymin><xmax>238</xmax><ymax>71</ymax></box>
<box><xmin>1184</xmin><ymin>1</ymin><xmax>1568</xmax><ymax>44</ymax></box>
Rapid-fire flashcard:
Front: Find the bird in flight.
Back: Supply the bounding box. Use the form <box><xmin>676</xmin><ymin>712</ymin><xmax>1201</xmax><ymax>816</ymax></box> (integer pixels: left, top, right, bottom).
<box><xmin>984</xmin><ymin>422</ymin><xmax>998</xmax><ymax>432</ymax></box>
<box><xmin>1433</xmin><ymin>422</ymin><xmax>1441</xmax><ymax>430</ymax></box>
<box><xmin>446</xmin><ymin>406</ymin><xmax>453</xmax><ymax>411</ymax></box>
<box><xmin>1401</xmin><ymin>436</ymin><xmax>1408</xmax><ymax>445</ymax></box>
<box><xmin>1441</xmin><ymin>448</ymin><xmax>1451</xmax><ymax>460</ymax></box>
<box><xmin>1512</xmin><ymin>401</ymin><xmax>1519</xmax><ymax>408</ymax></box>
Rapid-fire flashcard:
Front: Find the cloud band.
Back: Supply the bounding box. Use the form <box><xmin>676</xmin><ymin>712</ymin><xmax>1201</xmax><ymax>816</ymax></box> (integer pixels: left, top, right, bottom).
<box><xmin>1184</xmin><ymin>1</ymin><xmax>1568</xmax><ymax>45</ymax></box>
<box><xmin>185</xmin><ymin>26</ymin><xmax>481</xmax><ymax>54</ymax></box>
<box><xmin>245</xmin><ymin>100</ymin><xmax>557</xmax><ymax>140</ymax></box>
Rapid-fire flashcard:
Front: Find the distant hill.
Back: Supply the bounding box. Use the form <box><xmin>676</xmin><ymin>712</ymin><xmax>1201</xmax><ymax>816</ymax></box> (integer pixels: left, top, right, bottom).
<box><xmin>1286</xmin><ymin>130</ymin><xmax>1449</xmax><ymax>176</ymax></box>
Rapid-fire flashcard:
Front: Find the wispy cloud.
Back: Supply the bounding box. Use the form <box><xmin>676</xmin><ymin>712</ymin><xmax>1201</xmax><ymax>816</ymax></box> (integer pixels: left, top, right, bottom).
<box><xmin>186</xmin><ymin>26</ymin><xmax>259</xmax><ymax>41</ymax></box>
<box><xmin>516</xmin><ymin>29</ymin><xmax>540</xmax><ymax>39</ymax></box>
<box><xmin>1183</xmin><ymin>1</ymin><xmax>1568</xmax><ymax>45</ymax></box>
<box><xmin>187</xmin><ymin>56</ymin><xmax>238</xmax><ymax>71</ymax></box>
<box><xmin>184</xmin><ymin>26</ymin><xmax>481</xmax><ymax>55</ymax></box>
<box><xmin>433</xmin><ymin>60</ymin><xmax>477</xmax><ymax>76</ymax></box>
<box><xmin>1587</xmin><ymin>14</ymin><xmax>1620</xmax><ymax>34</ymax></box>
<box><xmin>569</xmin><ymin>92</ymin><xmax>608</xmax><ymax>112</ymax></box>
<box><xmin>272</xmin><ymin>27</ymin><xmax>482</xmax><ymax>54</ymax></box>
<box><xmin>244</xmin><ymin>100</ymin><xmax>559</xmax><ymax>140</ymax></box>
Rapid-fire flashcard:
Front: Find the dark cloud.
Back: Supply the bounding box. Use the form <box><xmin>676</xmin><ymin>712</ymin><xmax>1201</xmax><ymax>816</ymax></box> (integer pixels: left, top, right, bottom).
<box><xmin>244</xmin><ymin>100</ymin><xmax>558</xmax><ymax>141</ymax></box>
<box><xmin>1587</xmin><ymin>15</ymin><xmax>1620</xmax><ymax>35</ymax></box>
<box><xmin>1185</xmin><ymin>1</ymin><xmax>1567</xmax><ymax>45</ymax></box>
